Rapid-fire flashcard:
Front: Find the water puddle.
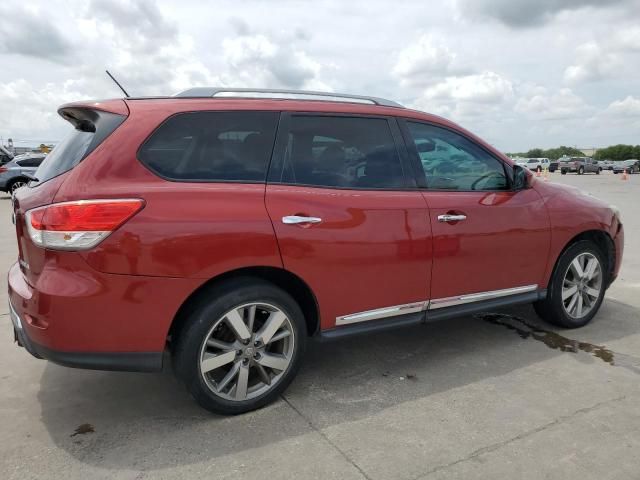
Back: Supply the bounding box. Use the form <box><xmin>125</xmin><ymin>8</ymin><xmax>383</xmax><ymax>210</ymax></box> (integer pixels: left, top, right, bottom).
<box><xmin>477</xmin><ymin>313</ymin><xmax>640</xmax><ymax>374</ymax></box>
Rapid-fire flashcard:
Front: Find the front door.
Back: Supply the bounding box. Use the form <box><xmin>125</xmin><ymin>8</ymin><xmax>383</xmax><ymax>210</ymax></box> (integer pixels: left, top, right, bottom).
<box><xmin>400</xmin><ymin>120</ymin><xmax>550</xmax><ymax>306</ymax></box>
<box><xmin>266</xmin><ymin>113</ymin><xmax>432</xmax><ymax>331</ymax></box>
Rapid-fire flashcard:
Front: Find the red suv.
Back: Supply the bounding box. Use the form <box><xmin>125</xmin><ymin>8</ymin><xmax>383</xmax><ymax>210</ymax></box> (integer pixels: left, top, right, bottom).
<box><xmin>8</xmin><ymin>88</ymin><xmax>624</xmax><ymax>414</ymax></box>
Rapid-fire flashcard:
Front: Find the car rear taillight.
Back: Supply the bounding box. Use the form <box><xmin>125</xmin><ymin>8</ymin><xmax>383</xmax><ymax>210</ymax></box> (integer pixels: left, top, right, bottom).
<box><xmin>26</xmin><ymin>199</ymin><xmax>144</xmax><ymax>250</ymax></box>
<box><xmin>0</xmin><ymin>166</ymin><xmax>7</xmax><ymax>173</ymax></box>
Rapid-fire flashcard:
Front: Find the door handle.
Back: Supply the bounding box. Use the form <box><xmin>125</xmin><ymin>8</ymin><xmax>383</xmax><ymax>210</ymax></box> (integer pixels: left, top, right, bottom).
<box><xmin>437</xmin><ymin>214</ymin><xmax>467</xmax><ymax>223</ymax></box>
<box><xmin>282</xmin><ymin>215</ymin><xmax>323</xmax><ymax>225</ymax></box>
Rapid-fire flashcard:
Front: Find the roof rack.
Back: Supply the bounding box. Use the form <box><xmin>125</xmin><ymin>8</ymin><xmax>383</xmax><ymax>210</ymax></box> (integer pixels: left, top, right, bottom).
<box><xmin>174</xmin><ymin>88</ymin><xmax>404</xmax><ymax>108</ymax></box>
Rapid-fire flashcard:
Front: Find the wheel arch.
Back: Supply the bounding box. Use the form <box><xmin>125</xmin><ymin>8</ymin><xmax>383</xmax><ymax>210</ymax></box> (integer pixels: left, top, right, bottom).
<box><xmin>6</xmin><ymin>176</ymin><xmax>30</xmax><ymax>191</ymax></box>
<box><xmin>548</xmin><ymin>229</ymin><xmax>616</xmax><ymax>290</ymax></box>
<box><xmin>168</xmin><ymin>266</ymin><xmax>321</xmax><ymax>346</ymax></box>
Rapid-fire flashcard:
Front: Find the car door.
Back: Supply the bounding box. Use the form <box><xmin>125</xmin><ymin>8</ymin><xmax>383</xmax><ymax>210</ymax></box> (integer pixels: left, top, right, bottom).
<box><xmin>399</xmin><ymin>119</ymin><xmax>550</xmax><ymax>308</ymax></box>
<box><xmin>265</xmin><ymin>113</ymin><xmax>432</xmax><ymax>331</ymax></box>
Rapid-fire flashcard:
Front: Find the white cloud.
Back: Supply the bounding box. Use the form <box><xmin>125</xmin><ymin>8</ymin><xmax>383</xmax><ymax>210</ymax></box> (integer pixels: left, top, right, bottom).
<box><xmin>514</xmin><ymin>87</ymin><xmax>592</xmax><ymax>120</ymax></box>
<box><xmin>421</xmin><ymin>71</ymin><xmax>513</xmax><ymax>103</ymax></box>
<box><xmin>564</xmin><ymin>27</ymin><xmax>640</xmax><ymax>84</ymax></box>
<box><xmin>392</xmin><ymin>35</ymin><xmax>467</xmax><ymax>86</ymax></box>
<box><xmin>604</xmin><ymin>96</ymin><xmax>640</xmax><ymax>117</ymax></box>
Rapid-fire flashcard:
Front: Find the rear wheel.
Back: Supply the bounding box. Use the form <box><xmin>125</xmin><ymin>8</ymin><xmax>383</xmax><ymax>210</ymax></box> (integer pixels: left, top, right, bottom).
<box><xmin>561</xmin><ymin>169</ymin><xmax>567</xmax><ymax>175</ymax></box>
<box><xmin>9</xmin><ymin>179</ymin><xmax>27</xmax><ymax>195</ymax></box>
<box><xmin>596</xmin><ymin>168</ymin><xmax>601</xmax><ymax>174</ymax></box>
<box><xmin>578</xmin><ymin>167</ymin><xmax>585</xmax><ymax>175</ymax></box>
<box><xmin>534</xmin><ymin>241</ymin><xmax>606</xmax><ymax>328</ymax></box>
<box><xmin>173</xmin><ymin>278</ymin><xmax>306</xmax><ymax>415</ymax></box>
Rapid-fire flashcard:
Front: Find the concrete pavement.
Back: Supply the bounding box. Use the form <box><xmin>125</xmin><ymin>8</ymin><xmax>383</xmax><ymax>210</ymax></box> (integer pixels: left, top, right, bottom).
<box><xmin>1</xmin><ymin>171</ymin><xmax>639</xmax><ymax>479</ymax></box>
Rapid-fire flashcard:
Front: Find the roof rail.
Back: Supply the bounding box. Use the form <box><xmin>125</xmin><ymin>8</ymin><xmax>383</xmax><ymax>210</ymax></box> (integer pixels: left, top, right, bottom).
<box><xmin>174</xmin><ymin>87</ymin><xmax>404</xmax><ymax>108</ymax></box>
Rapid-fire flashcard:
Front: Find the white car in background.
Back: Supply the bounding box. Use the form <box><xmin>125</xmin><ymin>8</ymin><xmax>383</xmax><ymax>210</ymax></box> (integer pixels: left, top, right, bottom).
<box><xmin>524</xmin><ymin>158</ymin><xmax>550</xmax><ymax>172</ymax></box>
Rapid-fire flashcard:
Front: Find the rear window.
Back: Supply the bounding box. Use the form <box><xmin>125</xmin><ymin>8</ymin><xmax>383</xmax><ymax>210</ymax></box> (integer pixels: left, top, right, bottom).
<box><xmin>35</xmin><ymin>110</ymin><xmax>125</xmax><ymax>184</ymax></box>
<box><xmin>138</xmin><ymin>111</ymin><xmax>279</xmax><ymax>182</ymax></box>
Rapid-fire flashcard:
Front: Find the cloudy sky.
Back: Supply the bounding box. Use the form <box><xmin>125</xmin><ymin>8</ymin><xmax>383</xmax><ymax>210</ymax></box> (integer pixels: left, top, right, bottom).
<box><xmin>1</xmin><ymin>0</ymin><xmax>639</xmax><ymax>152</ymax></box>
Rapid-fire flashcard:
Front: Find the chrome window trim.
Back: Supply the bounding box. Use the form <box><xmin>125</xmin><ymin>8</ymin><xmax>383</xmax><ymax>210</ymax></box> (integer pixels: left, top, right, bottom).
<box><xmin>428</xmin><ymin>284</ymin><xmax>538</xmax><ymax>310</ymax></box>
<box><xmin>334</xmin><ymin>285</ymin><xmax>538</xmax><ymax>325</ymax></box>
<box><xmin>336</xmin><ymin>301</ymin><xmax>427</xmax><ymax>326</ymax></box>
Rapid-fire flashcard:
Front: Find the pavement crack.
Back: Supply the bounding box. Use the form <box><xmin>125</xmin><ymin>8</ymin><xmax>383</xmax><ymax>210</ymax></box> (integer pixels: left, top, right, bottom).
<box><xmin>416</xmin><ymin>395</ymin><xmax>627</xmax><ymax>479</ymax></box>
<box><xmin>281</xmin><ymin>394</ymin><xmax>373</xmax><ymax>480</ymax></box>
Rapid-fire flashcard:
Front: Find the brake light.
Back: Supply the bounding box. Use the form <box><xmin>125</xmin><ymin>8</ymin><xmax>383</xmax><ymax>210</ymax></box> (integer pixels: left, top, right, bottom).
<box><xmin>26</xmin><ymin>199</ymin><xmax>144</xmax><ymax>250</ymax></box>
<box><xmin>0</xmin><ymin>166</ymin><xmax>7</xmax><ymax>173</ymax></box>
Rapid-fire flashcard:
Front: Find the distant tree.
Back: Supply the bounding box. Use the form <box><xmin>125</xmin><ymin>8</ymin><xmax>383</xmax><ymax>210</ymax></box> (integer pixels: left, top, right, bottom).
<box><xmin>594</xmin><ymin>144</ymin><xmax>636</xmax><ymax>161</ymax></box>
<box><xmin>525</xmin><ymin>148</ymin><xmax>545</xmax><ymax>158</ymax></box>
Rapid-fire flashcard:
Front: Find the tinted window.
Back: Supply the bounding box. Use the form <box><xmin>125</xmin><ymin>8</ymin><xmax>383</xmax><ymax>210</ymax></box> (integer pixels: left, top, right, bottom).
<box><xmin>138</xmin><ymin>111</ymin><xmax>279</xmax><ymax>182</ymax></box>
<box><xmin>407</xmin><ymin>122</ymin><xmax>508</xmax><ymax>191</ymax></box>
<box><xmin>17</xmin><ymin>157</ymin><xmax>44</xmax><ymax>168</ymax></box>
<box><xmin>274</xmin><ymin>115</ymin><xmax>404</xmax><ymax>189</ymax></box>
<box><xmin>36</xmin><ymin>110</ymin><xmax>125</xmax><ymax>184</ymax></box>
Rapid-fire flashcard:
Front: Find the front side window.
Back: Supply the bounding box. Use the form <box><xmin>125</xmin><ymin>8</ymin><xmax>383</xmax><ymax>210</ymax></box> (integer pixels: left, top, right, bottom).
<box><xmin>406</xmin><ymin>121</ymin><xmax>508</xmax><ymax>191</ymax></box>
<box><xmin>139</xmin><ymin>111</ymin><xmax>279</xmax><ymax>182</ymax></box>
<box><xmin>273</xmin><ymin>115</ymin><xmax>405</xmax><ymax>189</ymax></box>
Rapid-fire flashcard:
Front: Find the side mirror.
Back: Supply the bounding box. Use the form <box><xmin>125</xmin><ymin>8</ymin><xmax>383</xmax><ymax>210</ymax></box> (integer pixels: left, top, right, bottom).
<box><xmin>416</xmin><ymin>140</ymin><xmax>436</xmax><ymax>153</ymax></box>
<box><xmin>512</xmin><ymin>164</ymin><xmax>528</xmax><ymax>190</ymax></box>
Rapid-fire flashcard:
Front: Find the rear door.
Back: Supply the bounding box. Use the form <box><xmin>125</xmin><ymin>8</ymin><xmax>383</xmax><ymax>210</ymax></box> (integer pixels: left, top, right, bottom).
<box><xmin>265</xmin><ymin>113</ymin><xmax>432</xmax><ymax>331</ymax></box>
<box><xmin>400</xmin><ymin>119</ymin><xmax>550</xmax><ymax>307</ymax></box>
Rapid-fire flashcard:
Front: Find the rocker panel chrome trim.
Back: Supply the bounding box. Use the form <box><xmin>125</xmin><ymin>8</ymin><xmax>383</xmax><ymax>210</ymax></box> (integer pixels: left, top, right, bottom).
<box><xmin>428</xmin><ymin>284</ymin><xmax>538</xmax><ymax>310</ymax></box>
<box><xmin>335</xmin><ymin>301</ymin><xmax>427</xmax><ymax>326</ymax></box>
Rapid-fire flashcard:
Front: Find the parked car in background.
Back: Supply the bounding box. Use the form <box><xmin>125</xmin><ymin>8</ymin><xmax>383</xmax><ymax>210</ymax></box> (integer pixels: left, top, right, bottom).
<box><xmin>549</xmin><ymin>160</ymin><xmax>559</xmax><ymax>172</ymax></box>
<box><xmin>8</xmin><ymin>88</ymin><xmax>624</xmax><ymax>415</ymax></box>
<box><xmin>0</xmin><ymin>146</ymin><xmax>13</xmax><ymax>165</ymax></box>
<box><xmin>513</xmin><ymin>157</ymin><xmax>528</xmax><ymax>168</ymax></box>
<box><xmin>525</xmin><ymin>158</ymin><xmax>550</xmax><ymax>172</ymax></box>
<box><xmin>559</xmin><ymin>157</ymin><xmax>602</xmax><ymax>175</ymax></box>
<box><xmin>599</xmin><ymin>160</ymin><xmax>615</xmax><ymax>171</ymax></box>
<box><xmin>613</xmin><ymin>159</ymin><xmax>639</xmax><ymax>174</ymax></box>
<box><xmin>0</xmin><ymin>153</ymin><xmax>46</xmax><ymax>194</ymax></box>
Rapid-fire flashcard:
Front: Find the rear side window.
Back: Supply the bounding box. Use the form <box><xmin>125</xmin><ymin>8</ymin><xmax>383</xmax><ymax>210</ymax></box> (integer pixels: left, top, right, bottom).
<box><xmin>138</xmin><ymin>111</ymin><xmax>279</xmax><ymax>182</ymax></box>
<box><xmin>272</xmin><ymin>115</ymin><xmax>405</xmax><ymax>189</ymax></box>
<box><xmin>17</xmin><ymin>157</ymin><xmax>44</xmax><ymax>168</ymax></box>
<box><xmin>35</xmin><ymin>110</ymin><xmax>125</xmax><ymax>185</ymax></box>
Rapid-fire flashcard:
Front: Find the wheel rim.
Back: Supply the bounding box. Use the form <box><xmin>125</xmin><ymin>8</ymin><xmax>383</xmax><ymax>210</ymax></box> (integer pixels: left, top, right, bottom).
<box><xmin>198</xmin><ymin>302</ymin><xmax>295</xmax><ymax>402</ymax></box>
<box><xmin>10</xmin><ymin>181</ymin><xmax>26</xmax><ymax>194</ymax></box>
<box><xmin>562</xmin><ymin>253</ymin><xmax>602</xmax><ymax>319</ymax></box>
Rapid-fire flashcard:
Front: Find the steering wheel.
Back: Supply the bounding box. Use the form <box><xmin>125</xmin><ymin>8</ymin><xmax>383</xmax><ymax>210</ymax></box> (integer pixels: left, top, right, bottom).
<box><xmin>471</xmin><ymin>171</ymin><xmax>503</xmax><ymax>190</ymax></box>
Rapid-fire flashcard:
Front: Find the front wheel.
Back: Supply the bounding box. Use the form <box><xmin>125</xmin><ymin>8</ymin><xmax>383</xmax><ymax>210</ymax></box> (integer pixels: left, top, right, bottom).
<box><xmin>561</xmin><ymin>170</ymin><xmax>567</xmax><ymax>175</ymax></box>
<box><xmin>578</xmin><ymin>167</ymin><xmax>585</xmax><ymax>175</ymax></box>
<box><xmin>534</xmin><ymin>241</ymin><xmax>606</xmax><ymax>328</ymax></box>
<box><xmin>596</xmin><ymin>168</ymin><xmax>601</xmax><ymax>174</ymax></box>
<box><xmin>173</xmin><ymin>278</ymin><xmax>306</xmax><ymax>414</ymax></box>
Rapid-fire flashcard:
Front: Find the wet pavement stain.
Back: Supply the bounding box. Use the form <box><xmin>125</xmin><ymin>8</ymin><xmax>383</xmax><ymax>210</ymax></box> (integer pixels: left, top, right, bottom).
<box><xmin>70</xmin><ymin>423</ymin><xmax>95</xmax><ymax>437</ymax></box>
<box><xmin>477</xmin><ymin>312</ymin><xmax>640</xmax><ymax>374</ymax></box>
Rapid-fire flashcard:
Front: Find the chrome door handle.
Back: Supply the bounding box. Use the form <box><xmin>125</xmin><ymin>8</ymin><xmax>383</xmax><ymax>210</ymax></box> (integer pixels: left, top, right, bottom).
<box><xmin>438</xmin><ymin>214</ymin><xmax>467</xmax><ymax>223</ymax></box>
<box><xmin>282</xmin><ymin>215</ymin><xmax>323</xmax><ymax>225</ymax></box>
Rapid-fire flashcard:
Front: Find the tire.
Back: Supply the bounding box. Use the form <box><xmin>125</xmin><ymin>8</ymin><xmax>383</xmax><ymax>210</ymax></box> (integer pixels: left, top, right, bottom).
<box><xmin>8</xmin><ymin>178</ymin><xmax>28</xmax><ymax>195</ymax></box>
<box><xmin>534</xmin><ymin>240</ymin><xmax>607</xmax><ymax>328</ymax></box>
<box><xmin>596</xmin><ymin>168</ymin><xmax>601</xmax><ymax>175</ymax></box>
<box><xmin>561</xmin><ymin>170</ymin><xmax>567</xmax><ymax>175</ymax></box>
<box><xmin>173</xmin><ymin>278</ymin><xmax>307</xmax><ymax>415</ymax></box>
<box><xmin>578</xmin><ymin>167</ymin><xmax>584</xmax><ymax>175</ymax></box>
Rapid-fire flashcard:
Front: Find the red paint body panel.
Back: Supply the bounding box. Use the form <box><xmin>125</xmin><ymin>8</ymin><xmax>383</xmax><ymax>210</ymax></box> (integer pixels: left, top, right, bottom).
<box><xmin>265</xmin><ymin>185</ymin><xmax>432</xmax><ymax>330</ymax></box>
<box><xmin>7</xmin><ymin>96</ymin><xmax>624</xmax><ymax>362</ymax></box>
<box><xmin>423</xmin><ymin>188</ymin><xmax>550</xmax><ymax>299</ymax></box>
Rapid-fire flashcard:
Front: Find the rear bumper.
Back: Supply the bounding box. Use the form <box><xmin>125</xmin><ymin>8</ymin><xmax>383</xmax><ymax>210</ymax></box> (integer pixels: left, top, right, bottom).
<box><xmin>7</xmin><ymin>256</ymin><xmax>200</xmax><ymax>372</ymax></box>
<box><xmin>10</xmin><ymin>296</ymin><xmax>162</xmax><ymax>372</ymax></box>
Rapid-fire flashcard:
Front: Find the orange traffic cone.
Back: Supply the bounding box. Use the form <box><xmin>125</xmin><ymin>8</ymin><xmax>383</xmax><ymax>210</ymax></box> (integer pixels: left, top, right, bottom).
<box><xmin>536</xmin><ymin>168</ymin><xmax>541</xmax><ymax>177</ymax></box>
<box><xmin>622</xmin><ymin>169</ymin><xmax>629</xmax><ymax>181</ymax></box>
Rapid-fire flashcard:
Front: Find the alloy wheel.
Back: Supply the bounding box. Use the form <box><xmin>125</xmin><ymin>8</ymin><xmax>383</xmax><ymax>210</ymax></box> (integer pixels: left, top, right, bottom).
<box><xmin>10</xmin><ymin>181</ymin><xmax>26</xmax><ymax>195</ymax></box>
<box><xmin>198</xmin><ymin>302</ymin><xmax>295</xmax><ymax>401</ymax></box>
<box><xmin>561</xmin><ymin>252</ymin><xmax>602</xmax><ymax>319</ymax></box>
